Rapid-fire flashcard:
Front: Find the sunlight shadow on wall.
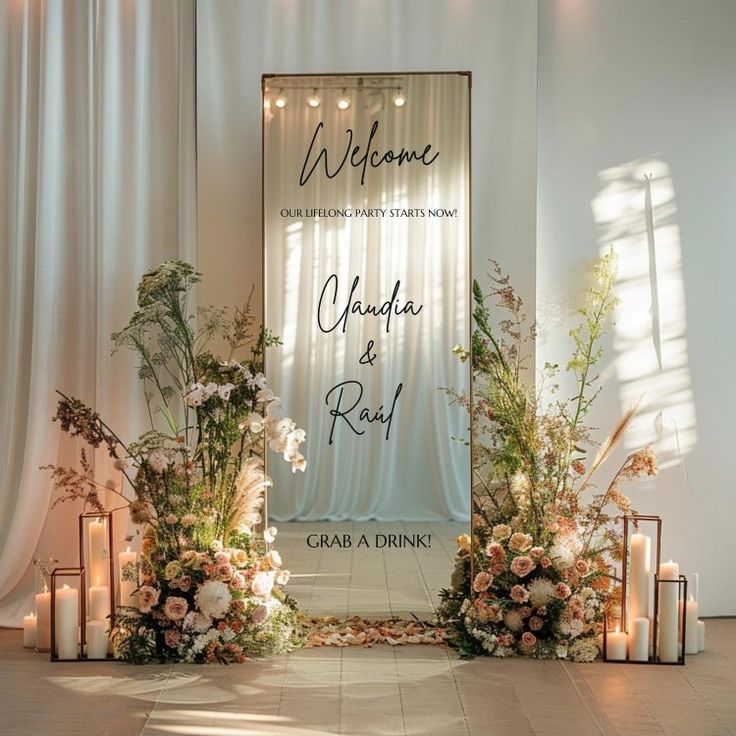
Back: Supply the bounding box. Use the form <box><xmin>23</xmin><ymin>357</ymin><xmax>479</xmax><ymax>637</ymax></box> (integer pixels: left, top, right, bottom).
<box><xmin>592</xmin><ymin>158</ymin><xmax>696</xmax><ymax>469</ymax></box>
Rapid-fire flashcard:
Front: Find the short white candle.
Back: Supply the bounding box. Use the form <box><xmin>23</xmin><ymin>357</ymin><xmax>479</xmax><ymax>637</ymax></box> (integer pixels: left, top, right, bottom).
<box><xmin>628</xmin><ymin>616</ymin><xmax>649</xmax><ymax>662</ymax></box>
<box><xmin>88</xmin><ymin>518</ymin><xmax>109</xmax><ymax>590</ymax></box>
<box><xmin>697</xmin><ymin>619</ymin><xmax>706</xmax><ymax>652</ymax></box>
<box><xmin>658</xmin><ymin>560</ymin><xmax>680</xmax><ymax>663</ymax></box>
<box><xmin>118</xmin><ymin>546</ymin><xmax>138</xmax><ymax>607</ymax></box>
<box><xmin>684</xmin><ymin>596</ymin><xmax>699</xmax><ymax>655</ymax></box>
<box><xmin>628</xmin><ymin>533</ymin><xmax>651</xmax><ymax>631</ymax></box>
<box><xmin>23</xmin><ymin>613</ymin><xmax>37</xmax><ymax>648</ymax></box>
<box><xmin>55</xmin><ymin>584</ymin><xmax>79</xmax><ymax>660</ymax></box>
<box><xmin>85</xmin><ymin>619</ymin><xmax>108</xmax><ymax>659</ymax></box>
<box><xmin>606</xmin><ymin>626</ymin><xmax>627</xmax><ymax>661</ymax></box>
<box><xmin>35</xmin><ymin>586</ymin><xmax>51</xmax><ymax>651</ymax></box>
<box><xmin>89</xmin><ymin>582</ymin><xmax>110</xmax><ymax>621</ymax></box>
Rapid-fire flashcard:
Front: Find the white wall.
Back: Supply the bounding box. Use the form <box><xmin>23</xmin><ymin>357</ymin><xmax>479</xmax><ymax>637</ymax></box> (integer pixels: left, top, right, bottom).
<box><xmin>196</xmin><ymin>0</ymin><xmax>539</xmax><ymax>324</ymax></box>
<box><xmin>537</xmin><ymin>0</ymin><xmax>736</xmax><ymax>615</ymax></box>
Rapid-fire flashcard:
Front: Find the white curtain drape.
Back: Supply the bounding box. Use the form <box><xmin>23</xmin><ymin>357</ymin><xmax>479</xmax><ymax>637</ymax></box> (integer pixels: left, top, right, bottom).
<box><xmin>264</xmin><ymin>76</ymin><xmax>470</xmax><ymax>521</ymax></box>
<box><xmin>0</xmin><ymin>0</ymin><xmax>196</xmax><ymax>627</ymax></box>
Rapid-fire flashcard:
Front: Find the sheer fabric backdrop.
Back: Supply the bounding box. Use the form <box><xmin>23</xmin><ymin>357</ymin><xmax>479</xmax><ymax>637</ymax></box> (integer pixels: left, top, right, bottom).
<box><xmin>0</xmin><ymin>0</ymin><xmax>195</xmax><ymax>627</ymax></box>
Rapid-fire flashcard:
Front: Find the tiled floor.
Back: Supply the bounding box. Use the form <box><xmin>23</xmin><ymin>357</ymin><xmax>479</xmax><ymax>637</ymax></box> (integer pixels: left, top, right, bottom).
<box><xmin>2</xmin><ymin>521</ymin><xmax>735</xmax><ymax>736</ymax></box>
<box><xmin>276</xmin><ymin>521</ymin><xmax>465</xmax><ymax>618</ymax></box>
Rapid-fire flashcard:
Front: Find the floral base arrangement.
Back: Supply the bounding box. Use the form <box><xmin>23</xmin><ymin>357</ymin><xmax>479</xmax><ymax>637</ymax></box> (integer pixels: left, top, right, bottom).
<box><xmin>439</xmin><ymin>251</ymin><xmax>657</xmax><ymax>661</ymax></box>
<box><xmin>46</xmin><ymin>261</ymin><xmax>307</xmax><ymax>663</ymax></box>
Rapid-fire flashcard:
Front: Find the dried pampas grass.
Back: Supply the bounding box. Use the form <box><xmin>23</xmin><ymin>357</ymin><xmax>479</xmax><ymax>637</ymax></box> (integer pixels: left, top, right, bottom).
<box><xmin>578</xmin><ymin>397</ymin><xmax>641</xmax><ymax>493</ymax></box>
<box><xmin>226</xmin><ymin>457</ymin><xmax>271</xmax><ymax>536</ymax></box>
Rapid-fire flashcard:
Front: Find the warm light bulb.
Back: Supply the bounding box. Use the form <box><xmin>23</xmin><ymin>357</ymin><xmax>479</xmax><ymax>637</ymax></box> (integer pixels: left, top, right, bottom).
<box><xmin>392</xmin><ymin>90</ymin><xmax>406</xmax><ymax>107</ymax></box>
<box><xmin>307</xmin><ymin>90</ymin><xmax>320</xmax><ymax>108</ymax></box>
<box><xmin>274</xmin><ymin>90</ymin><xmax>287</xmax><ymax>109</ymax></box>
<box><xmin>336</xmin><ymin>91</ymin><xmax>351</xmax><ymax>110</ymax></box>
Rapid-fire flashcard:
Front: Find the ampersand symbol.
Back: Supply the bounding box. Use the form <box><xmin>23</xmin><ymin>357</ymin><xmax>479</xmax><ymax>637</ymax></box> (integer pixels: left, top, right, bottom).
<box><xmin>359</xmin><ymin>340</ymin><xmax>377</xmax><ymax>366</ymax></box>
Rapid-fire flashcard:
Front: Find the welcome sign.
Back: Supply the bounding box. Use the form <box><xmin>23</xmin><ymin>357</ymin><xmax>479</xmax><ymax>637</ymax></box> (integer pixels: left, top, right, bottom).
<box><xmin>264</xmin><ymin>73</ymin><xmax>471</xmax><ymax>526</ymax></box>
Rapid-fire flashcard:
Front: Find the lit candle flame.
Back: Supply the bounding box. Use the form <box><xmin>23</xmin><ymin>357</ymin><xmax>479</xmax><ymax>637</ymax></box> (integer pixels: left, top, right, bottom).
<box><xmin>62</xmin><ymin>584</ymin><xmax>69</xmax><ymax>590</ymax></box>
<box><xmin>126</xmin><ymin>545</ymin><xmax>131</xmax><ymax>554</ymax></box>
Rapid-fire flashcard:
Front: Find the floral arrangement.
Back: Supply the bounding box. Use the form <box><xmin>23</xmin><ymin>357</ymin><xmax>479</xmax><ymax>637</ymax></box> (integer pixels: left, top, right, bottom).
<box><xmin>45</xmin><ymin>261</ymin><xmax>306</xmax><ymax>663</ymax></box>
<box><xmin>439</xmin><ymin>250</ymin><xmax>657</xmax><ymax>661</ymax></box>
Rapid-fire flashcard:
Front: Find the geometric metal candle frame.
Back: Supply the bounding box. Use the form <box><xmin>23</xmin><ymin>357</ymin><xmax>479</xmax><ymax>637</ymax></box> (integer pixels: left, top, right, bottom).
<box><xmin>78</xmin><ymin>511</ymin><xmax>116</xmax><ymax>631</ymax></box>
<box><xmin>49</xmin><ymin>566</ymin><xmax>86</xmax><ymax>662</ymax></box>
<box><xmin>652</xmin><ymin>574</ymin><xmax>688</xmax><ymax>665</ymax></box>
<box><xmin>603</xmin><ymin>514</ymin><xmax>688</xmax><ymax>665</ymax></box>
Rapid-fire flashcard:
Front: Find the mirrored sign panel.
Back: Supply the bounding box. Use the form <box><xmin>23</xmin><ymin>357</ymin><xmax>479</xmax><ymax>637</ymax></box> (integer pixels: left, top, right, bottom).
<box><xmin>263</xmin><ymin>72</ymin><xmax>470</xmax><ymax>616</ymax></box>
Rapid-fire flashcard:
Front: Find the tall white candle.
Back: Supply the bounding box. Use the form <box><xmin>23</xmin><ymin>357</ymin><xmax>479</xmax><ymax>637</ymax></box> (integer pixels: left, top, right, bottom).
<box><xmin>88</xmin><ymin>518</ymin><xmax>109</xmax><ymax>590</ymax></box>
<box><xmin>658</xmin><ymin>560</ymin><xmax>680</xmax><ymax>663</ymax></box>
<box><xmin>697</xmin><ymin>620</ymin><xmax>706</xmax><ymax>651</ymax></box>
<box><xmin>85</xmin><ymin>620</ymin><xmax>108</xmax><ymax>659</ymax></box>
<box><xmin>35</xmin><ymin>587</ymin><xmax>51</xmax><ymax>651</ymax></box>
<box><xmin>118</xmin><ymin>546</ymin><xmax>138</xmax><ymax>607</ymax></box>
<box><xmin>684</xmin><ymin>596</ymin><xmax>699</xmax><ymax>655</ymax></box>
<box><xmin>23</xmin><ymin>613</ymin><xmax>37</xmax><ymax>648</ymax></box>
<box><xmin>89</xmin><ymin>583</ymin><xmax>110</xmax><ymax>621</ymax></box>
<box><xmin>628</xmin><ymin>533</ymin><xmax>651</xmax><ymax>631</ymax></box>
<box><xmin>628</xmin><ymin>616</ymin><xmax>649</xmax><ymax>662</ymax></box>
<box><xmin>55</xmin><ymin>584</ymin><xmax>79</xmax><ymax>660</ymax></box>
<box><xmin>606</xmin><ymin>626</ymin><xmax>627</xmax><ymax>661</ymax></box>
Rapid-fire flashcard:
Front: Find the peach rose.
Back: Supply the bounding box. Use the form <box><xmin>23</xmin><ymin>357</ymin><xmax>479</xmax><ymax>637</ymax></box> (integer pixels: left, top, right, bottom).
<box><xmin>554</xmin><ymin>582</ymin><xmax>571</xmax><ymax>599</ymax></box>
<box><xmin>575</xmin><ymin>559</ymin><xmax>590</xmax><ymax>576</ymax></box>
<box><xmin>456</xmin><ymin>534</ymin><xmax>472</xmax><ymax>553</ymax></box>
<box><xmin>492</xmin><ymin>524</ymin><xmax>512</xmax><ymax>541</ymax></box>
<box><xmin>510</xmin><ymin>584</ymin><xmax>530</xmax><ymax>603</ymax></box>
<box><xmin>510</xmin><ymin>556</ymin><xmax>535</xmax><ymax>578</ymax></box>
<box><xmin>521</xmin><ymin>631</ymin><xmax>537</xmax><ymax>648</ymax></box>
<box><xmin>529</xmin><ymin>546</ymin><xmax>545</xmax><ymax>560</ymax></box>
<box><xmin>529</xmin><ymin>616</ymin><xmax>544</xmax><ymax>631</ymax></box>
<box><xmin>164</xmin><ymin>596</ymin><xmax>188</xmax><ymax>620</ymax></box>
<box><xmin>473</xmin><ymin>571</ymin><xmax>493</xmax><ymax>593</ymax></box>
<box><xmin>509</xmin><ymin>532</ymin><xmax>533</xmax><ymax>553</ymax></box>
<box><xmin>137</xmin><ymin>585</ymin><xmax>160</xmax><ymax>613</ymax></box>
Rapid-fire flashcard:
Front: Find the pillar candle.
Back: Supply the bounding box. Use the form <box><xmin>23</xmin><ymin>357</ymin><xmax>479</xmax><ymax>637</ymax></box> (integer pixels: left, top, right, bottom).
<box><xmin>606</xmin><ymin>627</ymin><xmax>627</xmax><ymax>661</ymax></box>
<box><xmin>118</xmin><ymin>546</ymin><xmax>138</xmax><ymax>607</ymax></box>
<box><xmin>85</xmin><ymin>620</ymin><xmax>108</xmax><ymax>659</ymax></box>
<box><xmin>697</xmin><ymin>620</ymin><xmax>706</xmax><ymax>651</ymax></box>
<box><xmin>683</xmin><ymin>596</ymin><xmax>699</xmax><ymax>655</ymax></box>
<box><xmin>628</xmin><ymin>616</ymin><xmax>649</xmax><ymax>662</ymax></box>
<box><xmin>658</xmin><ymin>560</ymin><xmax>680</xmax><ymax>663</ymax></box>
<box><xmin>55</xmin><ymin>584</ymin><xmax>79</xmax><ymax>660</ymax></box>
<box><xmin>628</xmin><ymin>533</ymin><xmax>651</xmax><ymax>631</ymax></box>
<box><xmin>89</xmin><ymin>584</ymin><xmax>110</xmax><ymax>621</ymax></box>
<box><xmin>23</xmin><ymin>613</ymin><xmax>37</xmax><ymax>648</ymax></box>
<box><xmin>35</xmin><ymin>587</ymin><xmax>51</xmax><ymax>651</ymax></box>
<box><xmin>88</xmin><ymin>518</ymin><xmax>109</xmax><ymax>590</ymax></box>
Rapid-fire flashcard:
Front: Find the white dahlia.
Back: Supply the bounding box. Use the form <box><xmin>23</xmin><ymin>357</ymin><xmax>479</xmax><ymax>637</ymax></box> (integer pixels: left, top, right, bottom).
<box><xmin>194</xmin><ymin>579</ymin><xmax>232</xmax><ymax>620</ymax></box>
<box><xmin>527</xmin><ymin>577</ymin><xmax>556</xmax><ymax>608</ymax></box>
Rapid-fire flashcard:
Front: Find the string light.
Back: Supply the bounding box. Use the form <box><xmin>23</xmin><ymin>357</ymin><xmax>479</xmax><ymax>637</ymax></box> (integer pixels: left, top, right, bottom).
<box><xmin>392</xmin><ymin>89</ymin><xmax>406</xmax><ymax>108</ymax></box>
<box><xmin>307</xmin><ymin>89</ymin><xmax>320</xmax><ymax>108</ymax></box>
<box><xmin>274</xmin><ymin>90</ymin><xmax>287</xmax><ymax>109</ymax></box>
<box><xmin>336</xmin><ymin>89</ymin><xmax>351</xmax><ymax>110</ymax></box>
